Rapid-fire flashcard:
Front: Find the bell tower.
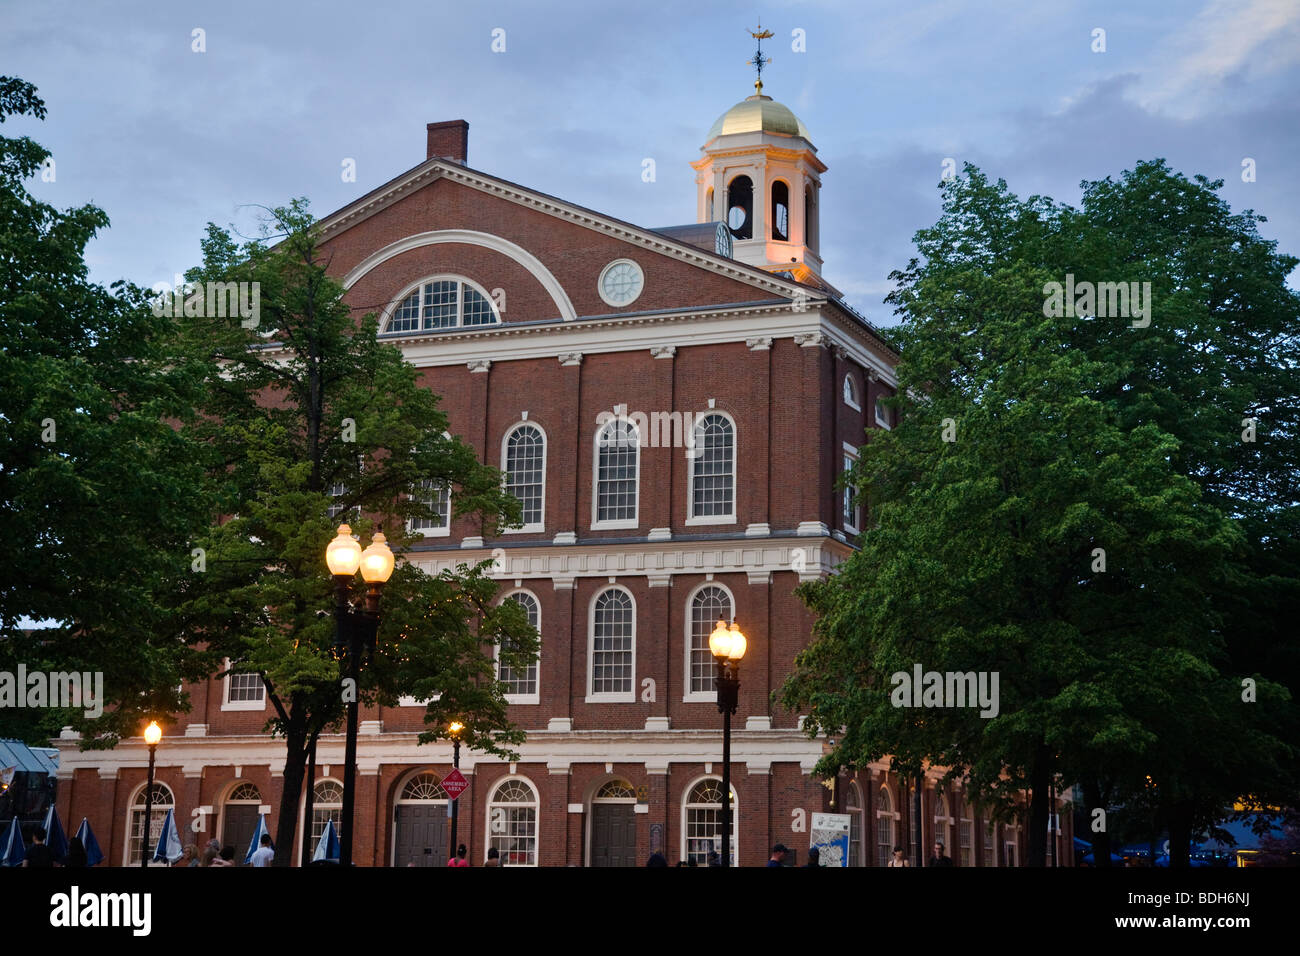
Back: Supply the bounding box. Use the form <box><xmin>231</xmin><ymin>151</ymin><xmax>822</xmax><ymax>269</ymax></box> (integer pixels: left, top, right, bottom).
<box><xmin>693</xmin><ymin>24</ymin><xmax>827</xmax><ymax>280</ymax></box>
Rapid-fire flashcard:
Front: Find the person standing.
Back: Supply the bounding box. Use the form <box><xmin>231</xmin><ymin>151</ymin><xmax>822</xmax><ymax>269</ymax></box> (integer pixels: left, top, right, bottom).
<box><xmin>64</xmin><ymin>836</ymin><xmax>88</xmax><ymax>868</ymax></box>
<box><xmin>250</xmin><ymin>833</ymin><xmax>275</xmax><ymax>867</ymax></box>
<box><xmin>200</xmin><ymin>838</ymin><xmax>222</xmax><ymax>867</ymax></box>
<box><xmin>448</xmin><ymin>843</ymin><xmax>469</xmax><ymax>867</ymax></box>
<box><xmin>23</xmin><ymin>828</ymin><xmax>53</xmax><ymax>868</ymax></box>
<box><xmin>766</xmin><ymin>843</ymin><xmax>788</xmax><ymax>867</ymax></box>
<box><xmin>804</xmin><ymin>847</ymin><xmax>822</xmax><ymax>868</ymax></box>
<box><xmin>887</xmin><ymin>846</ymin><xmax>909</xmax><ymax>867</ymax></box>
<box><xmin>484</xmin><ymin>847</ymin><xmax>501</xmax><ymax>867</ymax></box>
<box><xmin>929</xmin><ymin>841</ymin><xmax>954</xmax><ymax>867</ymax></box>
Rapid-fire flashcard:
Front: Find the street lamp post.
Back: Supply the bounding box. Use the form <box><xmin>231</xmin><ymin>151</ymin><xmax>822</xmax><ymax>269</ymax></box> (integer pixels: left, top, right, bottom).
<box><xmin>325</xmin><ymin>523</ymin><xmax>395</xmax><ymax>868</ymax></box>
<box><xmin>448</xmin><ymin>721</ymin><xmax>464</xmax><ymax>863</ymax></box>
<box><xmin>140</xmin><ymin>720</ymin><xmax>162</xmax><ymax>868</ymax></box>
<box><xmin>709</xmin><ymin>617</ymin><xmax>747</xmax><ymax>868</ymax></box>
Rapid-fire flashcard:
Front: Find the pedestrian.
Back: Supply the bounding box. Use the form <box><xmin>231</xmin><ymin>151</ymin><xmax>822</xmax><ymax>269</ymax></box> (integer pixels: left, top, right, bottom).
<box><xmin>887</xmin><ymin>845</ymin><xmax>909</xmax><ymax>867</ymax></box>
<box><xmin>646</xmin><ymin>852</ymin><xmax>668</xmax><ymax>867</ymax></box>
<box><xmin>250</xmin><ymin>833</ymin><xmax>275</xmax><ymax>867</ymax></box>
<box><xmin>211</xmin><ymin>845</ymin><xmax>236</xmax><ymax>866</ymax></box>
<box><xmin>448</xmin><ymin>843</ymin><xmax>469</xmax><ymax>867</ymax></box>
<box><xmin>65</xmin><ymin>836</ymin><xmax>88</xmax><ymax>868</ymax></box>
<box><xmin>174</xmin><ymin>843</ymin><xmax>199</xmax><ymax>867</ymax></box>
<box><xmin>766</xmin><ymin>843</ymin><xmax>788</xmax><ymax>867</ymax></box>
<box><xmin>706</xmin><ymin>849</ymin><xmax>721</xmax><ymax>867</ymax></box>
<box><xmin>929</xmin><ymin>841</ymin><xmax>953</xmax><ymax>867</ymax></box>
<box><xmin>201</xmin><ymin>838</ymin><xmax>222</xmax><ymax>867</ymax></box>
<box><xmin>484</xmin><ymin>847</ymin><xmax>501</xmax><ymax>867</ymax></box>
<box><xmin>23</xmin><ymin>827</ymin><xmax>54</xmax><ymax>868</ymax></box>
<box><xmin>804</xmin><ymin>846</ymin><xmax>821</xmax><ymax>868</ymax></box>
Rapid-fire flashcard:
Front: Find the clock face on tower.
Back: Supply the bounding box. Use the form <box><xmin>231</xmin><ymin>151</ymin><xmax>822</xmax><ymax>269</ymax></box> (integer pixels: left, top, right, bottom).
<box><xmin>714</xmin><ymin>222</ymin><xmax>733</xmax><ymax>258</ymax></box>
<box><xmin>598</xmin><ymin>259</ymin><xmax>645</xmax><ymax>307</ymax></box>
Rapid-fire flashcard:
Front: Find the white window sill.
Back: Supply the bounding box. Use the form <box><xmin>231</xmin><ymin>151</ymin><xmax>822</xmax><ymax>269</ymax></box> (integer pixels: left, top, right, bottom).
<box><xmin>685</xmin><ymin>514</ymin><xmax>737</xmax><ymax>526</ymax></box>
<box><xmin>409</xmin><ymin>526</ymin><xmax>451</xmax><ymax>538</ymax></box>
<box><xmin>505</xmin><ymin>694</ymin><xmax>540</xmax><ymax>705</ymax></box>
<box><xmin>875</xmin><ymin>417</ymin><xmax>892</xmax><ymax>430</ymax></box>
<box><xmin>683</xmin><ymin>691</ymin><xmax>717</xmax><ymax>703</ymax></box>
<box><xmin>397</xmin><ymin>695</ymin><xmax>440</xmax><ymax>707</ymax></box>
<box><xmin>501</xmin><ymin>524</ymin><xmax>545</xmax><ymax>535</ymax></box>
<box><xmin>845</xmin><ymin>399</ymin><xmax>862</xmax><ymax>412</ymax></box>
<box><xmin>591</xmin><ymin>519</ymin><xmax>638</xmax><ymax>531</ymax></box>
<box><xmin>220</xmin><ymin>700</ymin><xmax>266</xmax><ymax>712</ymax></box>
<box><xmin>585</xmin><ymin>693</ymin><xmax>635</xmax><ymax>704</ymax></box>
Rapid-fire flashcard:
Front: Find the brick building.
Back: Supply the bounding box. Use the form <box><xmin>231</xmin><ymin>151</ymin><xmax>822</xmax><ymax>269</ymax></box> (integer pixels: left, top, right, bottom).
<box><xmin>54</xmin><ymin>84</ymin><xmax>1062</xmax><ymax>867</ymax></box>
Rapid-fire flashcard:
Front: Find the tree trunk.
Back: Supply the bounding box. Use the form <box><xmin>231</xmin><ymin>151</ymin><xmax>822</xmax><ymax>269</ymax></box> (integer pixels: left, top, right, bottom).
<box><xmin>1083</xmin><ymin>778</ymin><xmax>1112</xmax><ymax>868</ymax></box>
<box><xmin>1026</xmin><ymin>744</ymin><xmax>1051</xmax><ymax>867</ymax></box>
<box><xmin>275</xmin><ymin>724</ymin><xmax>309</xmax><ymax>867</ymax></box>
<box><xmin>1167</xmin><ymin>800</ymin><xmax>1193</xmax><ymax>869</ymax></box>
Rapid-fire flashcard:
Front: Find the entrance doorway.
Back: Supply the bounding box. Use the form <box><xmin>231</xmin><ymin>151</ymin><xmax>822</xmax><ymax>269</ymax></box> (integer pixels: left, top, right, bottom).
<box><xmin>393</xmin><ymin>772</ymin><xmax>450</xmax><ymax>868</ymax></box>
<box><xmin>589</xmin><ymin>780</ymin><xmax>638</xmax><ymax>867</ymax></box>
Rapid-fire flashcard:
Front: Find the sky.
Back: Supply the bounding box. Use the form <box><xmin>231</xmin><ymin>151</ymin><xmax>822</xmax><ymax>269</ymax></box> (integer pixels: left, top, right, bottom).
<box><xmin>4</xmin><ymin>0</ymin><xmax>1299</xmax><ymax>325</ymax></box>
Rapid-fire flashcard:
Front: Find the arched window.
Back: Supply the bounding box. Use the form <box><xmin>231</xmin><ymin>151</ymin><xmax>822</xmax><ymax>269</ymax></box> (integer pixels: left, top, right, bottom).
<box><xmin>683</xmin><ymin>777</ymin><xmax>737</xmax><ymax>865</ymax></box>
<box><xmin>876</xmin><ymin>785</ymin><xmax>897</xmax><ymax>867</ymax></box>
<box><xmin>594</xmin><ymin>779</ymin><xmax>636</xmax><ymax>801</ymax></box>
<box><xmin>846</xmin><ymin>781</ymin><xmax>864</xmax><ymax>867</ymax></box>
<box><xmin>875</xmin><ymin>394</ymin><xmax>892</xmax><ymax>430</ymax></box>
<box><xmin>502</xmin><ymin>423</ymin><xmax>545</xmax><ymax>531</ymax></box>
<box><xmin>959</xmin><ymin>796</ymin><xmax>974</xmax><ymax>866</ymax></box>
<box><xmin>499</xmin><ymin>590</ymin><xmax>540</xmax><ymax>701</ymax></box>
<box><xmin>771</xmin><ymin>180</ymin><xmax>790</xmax><ymax>241</ymax></box>
<box><xmin>842</xmin><ymin>443</ymin><xmax>860</xmax><ymax>532</ymax></box>
<box><xmin>687</xmin><ymin>584</ymin><xmax>733</xmax><ymax>697</ymax></box>
<box><xmin>593</xmin><ymin>419</ymin><xmax>639</xmax><ymax>527</ymax></box>
<box><xmin>726</xmin><ymin>175</ymin><xmax>753</xmax><ymax>240</ymax></box>
<box><xmin>805</xmin><ymin>183</ymin><xmax>818</xmax><ymax>251</ymax></box>
<box><xmin>689</xmin><ymin>413</ymin><xmax>735</xmax><ymax>522</ymax></box>
<box><xmin>383</xmin><ymin>276</ymin><xmax>500</xmax><ymax>333</ymax></box>
<box><xmin>983</xmin><ymin>816</ymin><xmax>996</xmax><ymax>867</ymax></box>
<box><xmin>307</xmin><ymin>779</ymin><xmax>343</xmax><ymax>853</ymax></box>
<box><xmin>842</xmin><ymin>374</ymin><xmax>860</xmax><ymax>410</ymax></box>
<box><xmin>399</xmin><ymin>772</ymin><xmax>448</xmax><ymax>802</ymax></box>
<box><xmin>588</xmin><ymin>587</ymin><xmax>635</xmax><ymax>700</ymax></box>
<box><xmin>487</xmin><ymin>778</ymin><xmax>538</xmax><ymax>866</ymax></box>
<box><xmin>127</xmin><ymin>782</ymin><xmax>174</xmax><ymax>866</ymax></box>
<box><xmin>934</xmin><ymin>792</ymin><xmax>954</xmax><ymax>857</ymax></box>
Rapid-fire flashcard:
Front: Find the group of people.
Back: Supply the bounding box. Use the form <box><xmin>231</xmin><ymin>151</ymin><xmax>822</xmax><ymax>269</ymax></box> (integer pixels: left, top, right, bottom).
<box><xmin>19</xmin><ymin>828</ymin><xmax>90</xmax><ymax>867</ymax></box>
<box><xmin>441</xmin><ymin>844</ymin><xmax>501</xmax><ymax>866</ymax></box>
<box><xmin>886</xmin><ymin>841</ymin><xmax>954</xmax><ymax>867</ymax></box>
<box><xmin>173</xmin><ymin>834</ymin><xmax>275</xmax><ymax>867</ymax></box>
<box><xmin>641</xmin><ymin>839</ymin><xmax>958</xmax><ymax>868</ymax></box>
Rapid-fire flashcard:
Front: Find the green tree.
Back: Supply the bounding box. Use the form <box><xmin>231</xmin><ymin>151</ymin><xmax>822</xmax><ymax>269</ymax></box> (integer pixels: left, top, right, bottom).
<box><xmin>781</xmin><ymin>164</ymin><xmax>1296</xmax><ymax>867</ymax></box>
<box><xmin>175</xmin><ymin>202</ymin><xmax>535</xmax><ymax>864</ymax></box>
<box><xmin>0</xmin><ymin>77</ymin><xmax>213</xmax><ymax>746</ymax></box>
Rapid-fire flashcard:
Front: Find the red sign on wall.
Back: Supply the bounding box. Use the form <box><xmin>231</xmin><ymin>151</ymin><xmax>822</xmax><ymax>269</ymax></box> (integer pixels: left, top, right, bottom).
<box><xmin>442</xmin><ymin>768</ymin><xmax>468</xmax><ymax>799</ymax></box>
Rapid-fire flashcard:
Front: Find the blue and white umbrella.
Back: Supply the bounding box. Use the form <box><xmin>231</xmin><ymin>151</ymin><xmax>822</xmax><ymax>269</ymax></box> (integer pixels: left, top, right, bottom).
<box><xmin>42</xmin><ymin>805</ymin><xmax>69</xmax><ymax>861</ymax></box>
<box><xmin>76</xmin><ymin>817</ymin><xmax>104</xmax><ymax>866</ymax></box>
<box><xmin>244</xmin><ymin>812</ymin><xmax>273</xmax><ymax>865</ymax></box>
<box><xmin>151</xmin><ymin>808</ymin><xmax>183</xmax><ymax>864</ymax></box>
<box><xmin>1</xmin><ymin>817</ymin><xmax>25</xmax><ymax>867</ymax></box>
<box><xmin>313</xmin><ymin>818</ymin><xmax>340</xmax><ymax>862</ymax></box>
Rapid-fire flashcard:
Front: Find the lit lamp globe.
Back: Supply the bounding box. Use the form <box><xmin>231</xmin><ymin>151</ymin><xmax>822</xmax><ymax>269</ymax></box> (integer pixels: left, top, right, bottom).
<box><xmin>448</xmin><ymin>721</ymin><xmax>465</xmax><ymax>737</ymax></box>
<box><xmin>726</xmin><ymin>621</ymin><xmax>747</xmax><ymax>661</ymax></box>
<box><xmin>326</xmin><ymin>524</ymin><xmax>363</xmax><ymax>577</ymax></box>
<box><xmin>359</xmin><ymin>532</ymin><xmax>395</xmax><ymax>584</ymax></box>
<box><xmin>709</xmin><ymin>618</ymin><xmax>733</xmax><ymax>659</ymax></box>
<box><xmin>143</xmin><ymin>721</ymin><xmax>162</xmax><ymax>746</ymax></box>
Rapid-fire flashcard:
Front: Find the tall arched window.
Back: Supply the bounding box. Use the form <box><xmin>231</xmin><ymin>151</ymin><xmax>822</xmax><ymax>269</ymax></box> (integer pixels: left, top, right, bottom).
<box><xmin>499</xmin><ymin>590</ymin><xmax>540</xmax><ymax>702</ymax></box>
<box><xmin>383</xmin><ymin>276</ymin><xmax>500</xmax><ymax>333</ymax></box>
<box><xmin>934</xmin><ymin>792</ymin><xmax>954</xmax><ymax>856</ymax></box>
<box><xmin>983</xmin><ymin>816</ymin><xmax>996</xmax><ymax>867</ymax></box>
<box><xmin>846</xmin><ymin>782</ymin><xmax>865</xmax><ymax>867</ymax></box>
<box><xmin>727</xmin><ymin>175</ymin><xmax>753</xmax><ymax>240</ymax></box>
<box><xmin>588</xmin><ymin>587</ymin><xmax>635</xmax><ymax>700</ymax></box>
<box><xmin>307</xmin><ymin>779</ymin><xmax>343</xmax><ymax>854</ymax></box>
<box><xmin>127</xmin><ymin>782</ymin><xmax>174</xmax><ymax>866</ymax></box>
<box><xmin>876</xmin><ymin>785</ymin><xmax>897</xmax><ymax>867</ymax></box>
<box><xmin>502</xmin><ymin>423</ymin><xmax>545</xmax><ymax>531</ymax></box>
<box><xmin>683</xmin><ymin>777</ymin><xmax>736</xmax><ymax>865</ymax></box>
<box><xmin>487</xmin><ymin>778</ymin><xmax>538</xmax><ymax>866</ymax></box>
<box><xmin>959</xmin><ymin>796</ymin><xmax>974</xmax><ymax>866</ymax></box>
<box><xmin>687</xmin><ymin>584</ymin><xmax>732</xmax><ymax>697</ymax></box>
<box><xmin>689</xmin><ymin>413</ymin><xmax>735</xmax><ymax>522</ymax></box>
<box><xmin>842</xmin><ymin>373</ymin><xmax>860</xmax><ymax>410</ymax></box>
<box><xmin>771</xmin><ymin>180</ymin><xmax>790</xmax><ymax>241</ymax></box>
<box><xmin>593</xmin><ymin>419</ymin><xmax>639</xmax><ymax>527</ymax></box>
<box><xmin>220</xmin><ymin>782</ymin><xmax>263</xmax><ymax>864</ymax></box>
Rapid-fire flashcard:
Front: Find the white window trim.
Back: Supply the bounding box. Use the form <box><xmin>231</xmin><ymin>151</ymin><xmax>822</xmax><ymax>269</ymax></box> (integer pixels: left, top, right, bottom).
<box><xmin>877</xmin><ymin>785</ymin><xmax>900</xmax><ymax>866</ymax></box>
<box><xmin>124</xmin><ymin>781</ymin><xmax>175</xmax><ymax>867</ymax></box>
<box><xmin>500</xmin><ymin>422</ymin><xmax>547</xmax><ymax>534</ymax></box>
<box><xmin>585</xmin><ymin>585</ymin><xmax>637</xmax><ymax>703</ymax></box>
<box><xmin>843</xmin><ymin>373</ymin><xmax>861</xmax><ymax>411</ymax></box>
<box><xmin>407</xmin><ymin>481</ymin><xmax>452</xmax><ymax>538</ymax></box>
<box><xmin>498</xmin><ymin>588</ymin><xmax>541</xmax><ymax>705</ymax></box>
<box><xmin>683</xmin><ymin>582</ymin><xmax>734</xmax><ymax>702</ymax></box>
<box><xmin>934</xmin><ymin>794</ymin><xmax>955</xmax><ymax>852</ymax></box>
<box><xmin>875</xmin><ymin>394</ymin><xmax>892</xmax><ymax>430</ymax></box>
<box><xmin>597</xmin><ymin>258</ymin><xmax>645</xmax><ymax>308</ymax></box>
<box><xmin>842</xmin><ymin>442</ymin><xmax>861</xmax><ymax>535</ymax></box>
<box><xmin>591</xmin><ymin>420</ymin><xmax>640</xmax><ymax>531</ymax></box>
<box><xmin>687</xmin><ymin>410</ymin><xmax>737</xmax><ymax>524</ymax></box>
<box><xmin>221</xmin><ymin>657</ymin><xmax>267</xmax><ymax>712</ymax></box>
<box><xmin>380</xmin><ymin>274</ymin><xmax>502</xmax><ymax>334</ymax></box>
<box><xmin>485</xmin><ymin>775</ymin><xmax>541</xmax><ymax>867</ymax></box>
<box><xmin>396</xmin><ymin>693</ymin><xmax>440</xmax><ymax>707</ymax></box>
<box><xmin>300</xmin><ymin>777</ymin><xmax>344</xmax><ymax>856</ymax></box>
<box><xmin>680</xmin><ymin>774</ymin><xmax>738</xmax><ymax>866</ymax></box>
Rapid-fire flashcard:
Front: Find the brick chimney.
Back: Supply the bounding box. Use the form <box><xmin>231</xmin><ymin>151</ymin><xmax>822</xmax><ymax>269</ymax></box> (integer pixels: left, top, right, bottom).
<box><xmin>426</xmin><ymin>120</ymin><xmax>469</xmax><ymax>164</ymax></box>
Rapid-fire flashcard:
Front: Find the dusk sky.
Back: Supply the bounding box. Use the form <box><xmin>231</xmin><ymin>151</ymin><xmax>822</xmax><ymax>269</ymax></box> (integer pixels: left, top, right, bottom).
<box><xmin>5</xmin><ymin>0</ymin><xmax>1299</xmax><ymax>324</ymax></box>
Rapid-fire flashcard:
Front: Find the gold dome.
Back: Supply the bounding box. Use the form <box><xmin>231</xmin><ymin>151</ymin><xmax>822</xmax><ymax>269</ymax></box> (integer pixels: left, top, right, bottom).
<box><xmin>705</xmin><ymin>94</ymin><xmax>810</xmax><ymax>142</ymax></box>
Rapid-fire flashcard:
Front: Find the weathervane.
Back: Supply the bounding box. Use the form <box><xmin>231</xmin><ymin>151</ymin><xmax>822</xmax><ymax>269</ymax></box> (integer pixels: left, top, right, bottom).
<box><xmin>747</xmin><ymin>22</ymin><xmax>774</xmax><ymax>95</ymax></box>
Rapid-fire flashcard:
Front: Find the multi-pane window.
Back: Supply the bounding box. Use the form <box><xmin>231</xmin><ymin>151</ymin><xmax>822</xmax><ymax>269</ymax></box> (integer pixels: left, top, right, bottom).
<box><xmin>877</xmin><ymin>787</ymin><xmax>896</xmax><ymax>867</ymax></box>
<box><xmin>594</xmin><ymin>420</ymin><xmax>638</xmax><ymax>524</ymax></box>
<box><xmin>488</xmin><ymin>779</ymin><xmax>538</xmax><ymax>866</ymax></box>
<box><xmin>499</xmin><ymin>591</ymin><xmax>539</xmax><ymax>699</ymax></box>
<box><xmin>684</xmin><ymin>779</ymin><xmax>735</xmax><ymax>865</ymax></box>
<box><xmin>690</xmin><ymin>413</ymin><xmax>735</xmax><ymax>520</ymax></box>
<box><xmin>410</xmin><ymin>480</ymin><xmax>451</xmax><ymax>535</ymax></box>
<box><xmin>960</xmin><ymin>801</ymin><xmax>974</xmax><ymax>867</ymax></box>
<box><xmin>590</xmin><ymin>588</ymin><xmax>634</xmax><ymax>696</ymax></box>
<box><xmin>227</xmin><ymin>671</ymin><xmax>264</xmax><ymax>704</ymax></box>
<box><xmin>875</xmin><ymin>395</ymin><xmax>891</xmax><ymax>429</ymax></box>
<box><xmin>385</xmin><ymin>279</ymin><xmax>499</xmax><ymax>333</ymax></box>
<box><xmin>688</xmin><ymin>586</ymin><xmax>732</xmax><ymax>695</ymax></box>
<box><xmin>400</xmin><ymin>773</ymin><xmax>448</xmax><ymax>802</ymax></box>
<box><xmin>503</xmin><ymin>425</ymin><xmax>545</xmax><ymax>530</ymax></box>
<box><xmin>327</xmin><ymin>480</ymin><xmax>349</xmax><ymax>519</ymax></box>
<box><xmin>127</xmin><ymin>783</ymin><xmax>174</xmax><ymax>865</ymax></box>
<box><xmin>846</xmin><ymin>783</ymin><xmax>864</xmax><ymax>868</ymax></box>
<box><xmin>934</xmin><ymin>793</ymin><xmax>952</xmax><ymax>855</ymax></box>
<box><xmin>843</xmin><ymin>374</ymin><xmax>860</xmax><ymax>409</ymax></box>
<box><xmin>842</xmin><ymin>445</ymin><xmax>859</xmax><ymax>531</ymax></box>
<box><xmin>983</xmin><ymin>818</ymin><xmax>996</xmax><ymax>867</ymax></box>
<box><xmin>309</xmin><ymin>780</ymin><xmax>343</xmax><ymax>850</ymax></box>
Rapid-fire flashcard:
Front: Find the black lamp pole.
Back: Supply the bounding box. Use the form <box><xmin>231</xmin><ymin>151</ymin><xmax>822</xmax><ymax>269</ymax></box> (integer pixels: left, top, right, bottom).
<box><xmin>140</xmin><ymin>738</ymin><xmax>158</xmax><ymax>868</ymax></box>
<box><xmin>449</xmin><ymin>734</ymin><xmax>461</xmax><ymax>862</ymax></box>
<box><xmin>914</xmin><ymin>773</ymin><xmax>924</xmax><ymax>868</ymax></box>
<box><xmin>714</xmin><ymin>654</ymin><xmax>740</xmax><ymax>867</ymax></box>
<box><xmin>335</xmin><ymin>574</ymin><xmax>382</xmax><ymax>869</ymax></box>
